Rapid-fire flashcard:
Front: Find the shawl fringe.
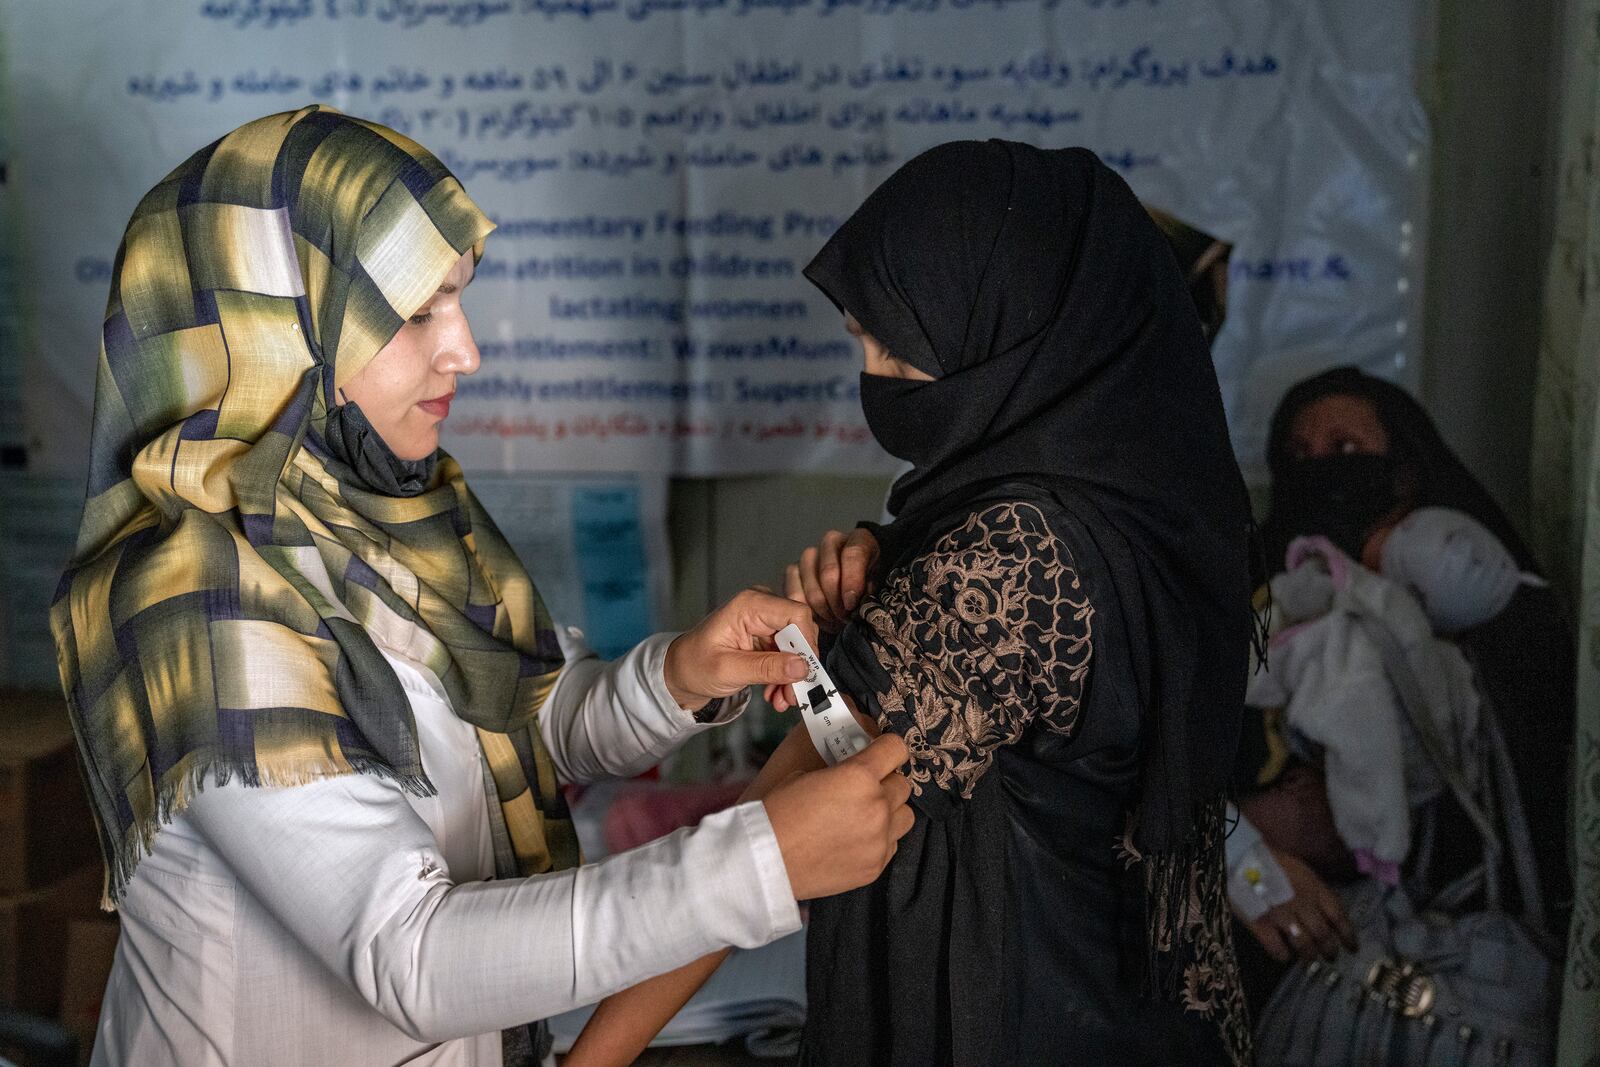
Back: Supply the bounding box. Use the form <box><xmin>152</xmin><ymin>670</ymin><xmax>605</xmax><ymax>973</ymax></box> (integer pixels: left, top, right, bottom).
<box><xmin>1125</xmin><ymin>794</ymin><xmax>1253</xmax><ymax>1067</ymax></box>
<box><xmin>100</xmin><ymin>755</ymin><xmax>436</xmax><ymax>909</ymax></box>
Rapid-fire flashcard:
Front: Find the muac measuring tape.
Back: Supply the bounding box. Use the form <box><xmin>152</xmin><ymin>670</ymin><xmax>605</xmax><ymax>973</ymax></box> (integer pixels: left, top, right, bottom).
<box><xmin>774</xmin><ymin>623</ymin><xmax>873</xmax><ymax>766</ymax></box>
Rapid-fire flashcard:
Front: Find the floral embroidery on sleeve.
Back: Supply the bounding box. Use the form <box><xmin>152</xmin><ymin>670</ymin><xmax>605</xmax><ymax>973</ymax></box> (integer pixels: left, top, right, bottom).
<box><xmin>858</xmin><ymin>501</ymin><xmax>1093</xmax><ymax>798</ymax></box>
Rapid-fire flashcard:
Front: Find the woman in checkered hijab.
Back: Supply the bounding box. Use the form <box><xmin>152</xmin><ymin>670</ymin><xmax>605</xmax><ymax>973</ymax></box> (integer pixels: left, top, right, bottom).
<box><xmin>51</xmin><ymin>106</ymin><xmax>911</xmax><ymax>1067</ymax></box>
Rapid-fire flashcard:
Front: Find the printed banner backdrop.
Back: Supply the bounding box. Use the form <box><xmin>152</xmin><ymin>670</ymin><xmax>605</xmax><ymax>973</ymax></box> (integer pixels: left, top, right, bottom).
<box><xmin>1</xmin><ymin>0</ymin><xmax>1427</xmax><ymax>480</ymax></box>
<box><xmin>472</xmin><ymin>474</ymin><xmax>671</xmax><ymax>658</ymax></box>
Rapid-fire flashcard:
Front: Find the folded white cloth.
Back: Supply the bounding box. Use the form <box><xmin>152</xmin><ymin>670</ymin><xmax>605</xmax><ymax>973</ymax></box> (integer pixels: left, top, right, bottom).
<box><xmin>1380</xmin><ymin>506</ymin><xmax>1540</xmax><ymax>634</ymax></box>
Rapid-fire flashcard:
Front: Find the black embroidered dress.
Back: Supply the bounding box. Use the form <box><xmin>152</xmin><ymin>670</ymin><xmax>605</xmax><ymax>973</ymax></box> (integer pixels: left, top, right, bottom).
<box><xmin>801</xmin><ymin>490</ymin><xmax>1248</xmax><ymax>1067</ymax></box>
<box><xmin>795</xmin><ymin>140</ymin><xmax>1259</xmax><ymax>1067</ymax></box>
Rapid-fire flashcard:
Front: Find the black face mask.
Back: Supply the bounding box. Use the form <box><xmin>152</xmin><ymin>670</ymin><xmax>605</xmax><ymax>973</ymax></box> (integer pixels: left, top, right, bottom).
<box><xmin>321</xmin><ymin>400</ymin><xmax>437</xmax><ymax>498</ymax></box>
<box><xmin>1271</xmin><ymin>453</ymin><xmax>1400</xmax><ymax>560</ymax></box>
<box><xmin>858</xmin><ymin>373</ymin><xmax>964</xmax><ymax>469</ymax></box>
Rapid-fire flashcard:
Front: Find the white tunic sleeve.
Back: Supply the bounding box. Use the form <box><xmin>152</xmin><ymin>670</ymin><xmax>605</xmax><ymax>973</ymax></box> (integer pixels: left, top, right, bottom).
<box><xmin>536</xmin><ymin>627</ymin><xmax>749</xmax><ymax>785</ymax></box>
<box><xmin>182</xmin><ymin>769</ymin><xmax>800</xmax><ymax>1043</ymax></box>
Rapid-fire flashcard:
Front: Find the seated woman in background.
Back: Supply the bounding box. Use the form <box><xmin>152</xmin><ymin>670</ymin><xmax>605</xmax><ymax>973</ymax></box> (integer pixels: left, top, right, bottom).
<box><xmin>564</xmin><ymin>140</ymin><xmax>1261</xmax><ymax>1067</ymax></box>
<box><xmin>1228</xmin><ymin>366</ymin><xmax>1573</xmax><ymax>1007</ymax></box>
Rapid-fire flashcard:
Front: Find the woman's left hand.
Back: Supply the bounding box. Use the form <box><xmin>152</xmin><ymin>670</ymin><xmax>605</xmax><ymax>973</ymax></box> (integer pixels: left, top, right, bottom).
<box><xmin>663</xmin><ymin>588</ymin><xmax>817</xmax><ymax>712</ymax></box>
<box><xmin>762</xmin><ymin>527</ymin><xmax>880</xmax><ymax>712</ymax></box>
<box><xmin>1245</xmin><ymin>847</ymin><xmax>1359</xmax><ymax>963</ymax></box>
<box><xmin>785</xmin><ymin>527</ymin><xmax>880</xmax><ymax>634</ymax></box>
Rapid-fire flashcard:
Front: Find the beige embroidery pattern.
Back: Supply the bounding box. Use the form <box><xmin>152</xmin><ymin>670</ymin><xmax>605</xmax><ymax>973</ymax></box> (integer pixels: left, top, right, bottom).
<box><xmin>860</xmin><ymin>501</ymin><xmax>1093</xmax><ymax>798</ymax></box>
<box><xmin>1180</xmin><ymin>827</ymin><xmax>1254</xmax><ymax>1067</ymax></box>
<box><xmin>1129</xmin><ymin>810</ymin><xmax>1254</xmax><ymax>1067</ymax></box>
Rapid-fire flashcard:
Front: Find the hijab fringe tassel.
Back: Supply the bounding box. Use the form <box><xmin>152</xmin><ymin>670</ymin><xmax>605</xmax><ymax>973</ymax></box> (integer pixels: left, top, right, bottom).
<box><xmin>1141</xmin><ymin>795</ymin><xmax>1228</xmax><ymax>1000</ymax></box>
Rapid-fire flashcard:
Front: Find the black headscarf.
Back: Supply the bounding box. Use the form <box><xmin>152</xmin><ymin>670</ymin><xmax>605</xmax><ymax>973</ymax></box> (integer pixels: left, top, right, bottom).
<box><xmin>1261</xmin><ymin>366</ymin><xmax>1537</xmax><ymax>571</ymax></box>
<box><xmin>805</xmin><ymin>140</ymin><xmax>1256</xmax><ymax>862</ymax></box>
<box><xmin>1258</xmin><ymin>366</ymin><xmax>1573</xmax><ymax>926</ymax></box>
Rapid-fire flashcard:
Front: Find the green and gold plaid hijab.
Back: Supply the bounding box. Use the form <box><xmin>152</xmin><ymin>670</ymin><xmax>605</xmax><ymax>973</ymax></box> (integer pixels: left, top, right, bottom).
<box><xmin>51</xmin><ymin>106</ymin><xmax>579</xmax><ymax>905</ymax></box>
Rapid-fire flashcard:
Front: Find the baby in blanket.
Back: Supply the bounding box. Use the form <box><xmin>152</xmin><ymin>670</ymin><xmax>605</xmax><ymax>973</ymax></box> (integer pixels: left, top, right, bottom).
<box><xmin>1243</xmin><ymin>507</ymin><xmax>1536</xmax><ymax>886</ymax></box>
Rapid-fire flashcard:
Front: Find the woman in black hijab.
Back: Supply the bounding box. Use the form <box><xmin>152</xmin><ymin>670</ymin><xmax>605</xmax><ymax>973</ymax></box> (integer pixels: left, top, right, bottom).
<box><xmin>1263</xmin><ymin>367</ymin><xmax>1539</xmax><ymax>576</ymax></box>
<box><xmin>794</xmin><ymin>140</ymin><xmax>1258</xmax><ymax>1066</ymax></box>
<box><xmin>564</xmin><ymin>140</ymin><xmax>1259</xmax><ymax>1066</ymax></box>
<box><xmin>1243</xmin><ymin>367</ymin><xmax>1573</xmax><ymax>939</ymax></box>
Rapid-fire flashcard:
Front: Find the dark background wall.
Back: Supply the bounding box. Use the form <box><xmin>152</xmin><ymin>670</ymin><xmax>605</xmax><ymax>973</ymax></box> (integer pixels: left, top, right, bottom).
<box><xmin>1420</xmin><ymin>0</ymin><xmax>1566</xmax><ymax>536</ymax></box>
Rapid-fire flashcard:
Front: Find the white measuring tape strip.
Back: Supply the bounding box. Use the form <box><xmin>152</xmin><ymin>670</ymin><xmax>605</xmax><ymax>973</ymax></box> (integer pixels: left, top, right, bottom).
<box><xmin>774</xmin><ymin>623</ymin><xmax>873</xmax><ymax>766</ymax></box>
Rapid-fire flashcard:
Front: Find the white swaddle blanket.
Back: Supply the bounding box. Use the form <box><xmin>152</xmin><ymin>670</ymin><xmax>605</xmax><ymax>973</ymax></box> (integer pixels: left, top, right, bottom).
<box><xmin>1246</xmin><ymin>535</ymin><xmax>1482</xmax><ymax>883</ymax></box>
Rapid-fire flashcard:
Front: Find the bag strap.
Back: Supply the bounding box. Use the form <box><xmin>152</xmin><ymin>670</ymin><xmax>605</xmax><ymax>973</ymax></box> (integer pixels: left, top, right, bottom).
<box><xmin>1478</xmin><ymin>687</ymin><xmax>1547</xmax><ymax>926</ymax></box>
<box><xmin>1410</xmin><ymin>799</ymin><xmax>1437</xmax><ymax>891</ymax></box>
<box><xmin>1350</xmin><ymin>615</ymin><xmax>1503</xmax><ymax>907</ymax></box>
<box><xmin>1353</xmin><ymin>612</ymin><xmax>1548</xmax><ymax>927</ymax></box>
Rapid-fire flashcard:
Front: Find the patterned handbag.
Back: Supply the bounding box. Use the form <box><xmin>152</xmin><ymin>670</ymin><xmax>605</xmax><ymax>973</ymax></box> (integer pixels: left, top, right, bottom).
<box><xmin>1252</xmin><ymin>618</ymin><xmax>1561</xmax><ymax>1066</ymax></box>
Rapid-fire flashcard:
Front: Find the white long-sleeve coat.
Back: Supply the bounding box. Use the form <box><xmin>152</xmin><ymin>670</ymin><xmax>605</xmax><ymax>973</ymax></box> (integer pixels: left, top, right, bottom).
<box><xmin>93</xmin><ymin>627</ymin><xmax>801</xmax><ymax>1066</ymax></box>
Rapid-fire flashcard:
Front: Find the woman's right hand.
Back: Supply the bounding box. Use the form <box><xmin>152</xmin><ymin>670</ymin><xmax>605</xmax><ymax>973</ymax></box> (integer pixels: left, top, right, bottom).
<box><xmin>784</xmin><ymin>527</ymin><xmax>881</xmax><ymax>634</ymax></box>
<box><xmin>762</xmin><ymin>732</ymin><xmax>913</xmax><ymax>900</ymax></box>
<box><xmin>1245</xmin><ymin>846</ymin><xmax>1359</xmax><ymax>963</ymax></box>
